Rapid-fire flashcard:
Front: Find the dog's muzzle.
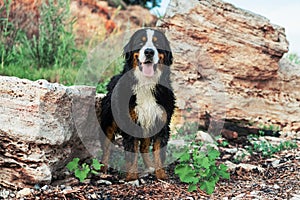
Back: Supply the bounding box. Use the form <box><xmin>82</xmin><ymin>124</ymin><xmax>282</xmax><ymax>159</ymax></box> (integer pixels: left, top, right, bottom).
<box><xmin>139</xmin><ymin>48</ymin><xmax>157</xmax><ymax>77</ymax></box>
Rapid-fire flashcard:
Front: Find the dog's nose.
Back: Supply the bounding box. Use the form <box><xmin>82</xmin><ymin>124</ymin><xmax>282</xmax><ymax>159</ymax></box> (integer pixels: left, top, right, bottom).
<box><xmin>144</xmin><ymin>48</ymin><xmax>155</xmax><ymax>58</ymax></box>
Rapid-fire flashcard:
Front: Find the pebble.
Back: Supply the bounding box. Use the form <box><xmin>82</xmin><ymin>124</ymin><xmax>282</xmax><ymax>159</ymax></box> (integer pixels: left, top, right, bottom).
<box><xmin>63</xmin><ymin>186</ymin><xmax>73</xmax><ymax>193</ymax></box>
<box><xmin>290</xmin><ymin>195</ymin><xmax>300</xmax><ymax>200</ymax></box>
<box><xmin>225</xmin><ymin>148</ymin><xmax>238</xmax><ymax>154</ymax></box>
<box><xmin>140</xmin><ymin>178</ymin><xmax>146</xmax><ymax>184</ymax></box>
<box><xmin>222</xmin><ymin>154</ymin><xmax>232</xmax><ymax>159</ymax></box>
<box><xmin>272</xmin><ymin>160</ymin><xmax>281</xmax><ymax>168</ymax></box>
<box><xmin>195</xmin><ymin>131</ymin><xmax>215</xmax><ymax>143</ymax></box>
<box><xmin>186</xmin><ymin>197</ymin><xmax>194</xmax><ymax>200</ymax></box>
<box><xmin>10</xmin><ymin>193</ymin><xmax>16</xmax><ymax>198</ymax></box>
<box><xmin>126</xmin><ymin>179</ymin><xmax>139</xmax><ymax>187</ymax></box>
<box><xmin>290</xmin><ymin>198</ymin><xmax>300</xmax><ymax>200</ymax></box>
<box><xmin>97</xmin><ymin>180</ymin><xmax>112</xmax><ymax>185</ymax></box>
<box><xmin>16</xmin><ymin>188</ymin><xmax>32</xmax><ymax>198</ymax></box>
<box><xmin>0</xmin><ymin>189</ymin><xmax>10</xmax><ymax>199</ymax></box>
<box><xmin>273</xmin><ymin>184</ymin><xmax>280</xmax><ymax>189</ymax></box>
<box><xmin>34</xmin><ymin>184</ymin><xmax>41</xmax><ymax>190</ymax></box>
<box><xmin>41</xmin><ymin>185</ymin><xmax>49</xmax><ymax>191</ymax></box>
<box><xmin>90</xmin><ymin>193</ymin><xmax>98</xmax><ymax>199</ymax></box>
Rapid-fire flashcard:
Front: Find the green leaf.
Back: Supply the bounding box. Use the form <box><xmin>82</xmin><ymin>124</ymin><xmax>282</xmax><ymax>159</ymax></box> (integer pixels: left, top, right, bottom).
<box><xmin>193</xmin><ymin>152</ymin><xmax>205</xmax><ymax>165</ymax></box>
<box><xmin>208</xmin><ymin>149</ymin><xmax>220</xmax><ymax>161</ymax></box>
<box><xmin>201</xmin><ymin>157</ymin><xmax>210</xmax><ymax>169</ymax></box>
<box><xmin>188</xmin><ymin>184</ymin><xmax>197</xmax><ymax>192</ymax></box>
<box><xmin>175</xmin><ymin>165</ymin><xmax>196</xmax><ymax>183</ymax></box>
<box><xmin>91</xmin><ymin>170</ymin><xmax>99</xmax><ymax>175</ymax></box>
<box><xmin>179</xmin><ymin>152</ymin><xmax>190</xmax><ymax>162</ymax></box>
<box><xmin>74</xmin><ymin>163</ymin><xmax>90</xmax><ymax>182</ymax></box>
<box><xmin>218</xmin><ymin>164</ymin><xmax>230</xmax><ymax>179</ymax></box>
<box><xmin>200</xmin><ymin>181</ymin><xmax>216</xmax><ymax>195</ymax></box>
<box><xmin>91</xmin><ymin>158</ymin><xmax>103</xmax><ymax>171</ymax></box>
<box><xmin>66</xmin><ymin>158</ymin><xmax>80</xmax><ymax>172</ymax></box>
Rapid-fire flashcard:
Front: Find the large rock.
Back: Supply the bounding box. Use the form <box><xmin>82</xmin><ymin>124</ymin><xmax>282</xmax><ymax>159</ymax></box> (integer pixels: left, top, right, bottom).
<box><xmin>158</xmin><ymin>0</ymin><xmax>299</xmax><ymax>133</ymax></box>
<box><xmin>0</xmin><ymin>76</ymin><xmax>101</xmax><ymax>189</ymax></box>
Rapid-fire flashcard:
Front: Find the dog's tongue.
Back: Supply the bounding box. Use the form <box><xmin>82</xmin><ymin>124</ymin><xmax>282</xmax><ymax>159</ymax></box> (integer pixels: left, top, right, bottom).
<box><xmin>142</xmin><ymin>63</ymin><xmax>154</xmax><ymax>77</ymax></box>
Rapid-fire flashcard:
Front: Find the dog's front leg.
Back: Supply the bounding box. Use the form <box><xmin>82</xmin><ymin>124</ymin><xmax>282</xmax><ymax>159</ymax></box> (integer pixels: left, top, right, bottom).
<box><xmin>140</xmin><ymin>138</ymin><xmax>153</xmax><ymax>170</ymax></box>
<box><xmin>100</xmin><ymin>125</ymin><xmax>116</xmax><ymax>173</ymax></box>
<box><xmin>153</xmin><ymin>138</ymin><xmax>167</xmax><ymax>180</ymax></box>
<box><xmin>123</xmin><ymin>136</ymin><xmax>139</xmax><ymax>181</ymax></box>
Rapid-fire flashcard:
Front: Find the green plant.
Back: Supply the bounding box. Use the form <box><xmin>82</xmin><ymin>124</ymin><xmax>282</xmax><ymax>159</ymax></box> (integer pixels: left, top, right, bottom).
<box><xmin>66</xmin><ymin>158</ymin><xmax>103</xmax><ymax>182</ymax></box>
<box><xmin>175</xmin><ymin>143</ymin><xmax>230</xmax><ymax>194</ymax></box>
<box><xmin>258</xmin><ymin>130</ymin><xmax>265</xmax><ymax>137</ymax></box>
<box><xmin>257</xmin><ymin>123</ymin><xmax>280</xmax><ymax>137</ymax></box>
<box><xmin>248</xmin><ymin>140</ymin><xmax>298</xmax><ymax>158</ymax></box>
<box><xmin>0</xmin><ymin>0</ymin><xmax>85</xmax><ymax>85</ymax></box>
<box><xmin>20</xmin><ymin>0</ymin><xmax>82</xmax><ymax>69</ymax></box>
<box><xmin>173</xmin><ymin>122</ymin><xmax>199</xmax><ymax>141</ymax></box>
<box><xmin>286</xmin><ymin>53</ymin><xmax>300</xmax><ymax>65</ymax></box>
<box><xmin>0</xmin><ymin>0</ymin><xmax>24</xmax><ymax>68</ymax></box>
<box><xmin>95</xmin><ymin>57</ymin><xmax>123</xmax><ymax>93</ymax></box>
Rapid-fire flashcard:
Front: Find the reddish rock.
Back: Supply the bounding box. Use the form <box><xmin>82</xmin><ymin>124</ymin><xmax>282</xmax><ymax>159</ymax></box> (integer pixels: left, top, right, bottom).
<box><xmin>158</xmin><ymin>0</ymin><xmax>299</xmax><ymax>134</ymax></box>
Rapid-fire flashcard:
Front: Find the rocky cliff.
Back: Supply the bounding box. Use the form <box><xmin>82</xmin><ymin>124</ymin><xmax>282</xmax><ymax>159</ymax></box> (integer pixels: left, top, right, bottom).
<box><xmin>158</xmin><ymin>0</ymin><xmax>299</xmax><ymax>135</ymax></box>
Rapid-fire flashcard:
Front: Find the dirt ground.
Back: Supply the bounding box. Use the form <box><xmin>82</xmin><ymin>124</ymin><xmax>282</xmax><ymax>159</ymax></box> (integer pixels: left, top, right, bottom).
<box><xmin>1</xmin><ymin>132</ymin><xmax>299</xmax><ymax>200</ymax></box>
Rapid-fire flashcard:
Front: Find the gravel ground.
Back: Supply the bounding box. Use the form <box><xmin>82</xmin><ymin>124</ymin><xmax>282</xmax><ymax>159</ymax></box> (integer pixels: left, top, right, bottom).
<box><xmin>1</xmin><ymin>133</ymin><xmax>299</xmax><ymax>200</ymax></box>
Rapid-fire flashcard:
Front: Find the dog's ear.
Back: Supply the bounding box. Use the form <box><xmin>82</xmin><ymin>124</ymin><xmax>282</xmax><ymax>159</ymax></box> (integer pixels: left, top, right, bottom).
<box><xmin>123</xmin><ymin>41</ymin><xmax>131</xmax><ymax>61</ymax></box>
<box><xmin>165</xmin><ymin>50</ymin><xmax>173</xmax><ymax>66</ymax></box>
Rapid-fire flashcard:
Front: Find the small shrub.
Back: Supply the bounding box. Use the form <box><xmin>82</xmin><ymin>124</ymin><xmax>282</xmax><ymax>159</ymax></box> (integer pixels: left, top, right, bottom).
<box><xmin>66</xmin><ymin>158</ymin><xmax>103</xmax><ymax>182</ymax></box>
<box><xmin>0</xmin><ymin>0</ymin><xmax>25</xmax><ymax>67</ymax></box>
<box><xmin>259</xmin><ymin>124</ymin><xmax>280</xmax><ymax>136</ymax></box>
<box><xmin>247</xmin><ymin>140</ymin><xmax>298</xmax><ymax>158</ymax></box>
<box><xmin>175</xmin><ymin>143</ymin><xmax>230</xmax><ymax>194</ymax></box>
<box><xmin>0</xmin><ymin>0</ymin><xmax>84</xmax><ymax>85</ymax></box>
<box><xmin>20</xmin><ymin>0</ymin><xmax>82</xmax><ymax>69</ymax></box>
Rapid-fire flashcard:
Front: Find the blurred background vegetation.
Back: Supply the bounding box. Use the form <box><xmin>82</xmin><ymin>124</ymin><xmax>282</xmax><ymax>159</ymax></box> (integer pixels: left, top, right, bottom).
<box><xmin>0</xmin><ymin>0</ymin><xmax>299</xmax><ymax>94</ymax></box>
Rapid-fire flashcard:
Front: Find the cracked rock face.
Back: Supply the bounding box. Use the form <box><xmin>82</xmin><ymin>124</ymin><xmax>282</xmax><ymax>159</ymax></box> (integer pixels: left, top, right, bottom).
<box><xmin>159</xmin><ymin>0</ymin><xmax>299</xmax><ymax>133</ymax></box>
<box><xmin>0</xmin><ymin>77</ymin><xmax>101</xmax><ymax>189</ymax></box>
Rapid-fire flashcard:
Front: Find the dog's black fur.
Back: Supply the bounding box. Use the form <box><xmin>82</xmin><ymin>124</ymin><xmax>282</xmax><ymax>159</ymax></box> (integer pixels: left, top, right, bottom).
<box><xmin>100</xmin><ymin>28</ymin><xmax>175</xmax><ymax>180</ymax></box>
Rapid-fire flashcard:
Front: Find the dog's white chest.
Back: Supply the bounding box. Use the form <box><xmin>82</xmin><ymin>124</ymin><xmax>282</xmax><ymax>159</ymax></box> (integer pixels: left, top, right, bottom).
<box><xmin>133</xmin><ymin>84</ymin><xmax>163</xmax><ymax>133</ymax></box>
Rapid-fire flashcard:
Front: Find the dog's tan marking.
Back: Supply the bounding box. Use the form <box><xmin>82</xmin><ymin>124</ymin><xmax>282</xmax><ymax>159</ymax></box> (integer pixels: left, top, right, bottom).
<box><xmin>125</xmin><ymin>139</ymin><xmax>139</xmax><ymax>181</ymax></box>
<box><xmin>153</xmin><ymin>139</ymin><xmax>167</xmax><ymax>179</ymax></box>
<box><xmin>101</xmin><ymin>121</ymin><xmax>117</xmax><ymax>172</ymax></box>
<box><xmin>140</xmin><ymin>138</ymin><xmax>152</xmax><ymax>169</ymax></box>
<box><xmin>133</xmin><ymin>52</ymin><xmax>139</xmax><ymax>68</ymax></box>
<box><xmin>129</xmin><ymin>108</ymin><xmax>138</xmax><ymax>123</ymax></box>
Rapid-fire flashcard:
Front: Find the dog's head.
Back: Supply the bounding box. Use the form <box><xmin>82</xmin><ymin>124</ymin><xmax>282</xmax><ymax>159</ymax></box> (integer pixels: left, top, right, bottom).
<box><xmin>123</xmin><ymin>28</ymin><xmax>173</xmax><ymax>78</ymax></box>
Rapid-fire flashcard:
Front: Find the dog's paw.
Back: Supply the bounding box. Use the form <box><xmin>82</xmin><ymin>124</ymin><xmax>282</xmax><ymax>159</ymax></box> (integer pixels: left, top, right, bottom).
<box><xmin>100</xmin><ymin>164</ymin><xmax>108</xmax><ymax>173</ymax></box>
<box><xmin>155</xmin><ymin>169</ymin><xmax>167</xmax><ymax>180</ymax></box>
<box><xmin>125</xmin><ymin>172</ymin><xmax>139</xmax><ymax>182</ymax></box>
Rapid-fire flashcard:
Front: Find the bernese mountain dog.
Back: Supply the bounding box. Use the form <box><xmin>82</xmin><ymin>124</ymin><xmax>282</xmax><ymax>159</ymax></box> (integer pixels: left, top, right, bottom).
<box><xmin>100</xmin><ymin>28</ymin><xmax>175</xmax><ymax>181</ymax></box>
